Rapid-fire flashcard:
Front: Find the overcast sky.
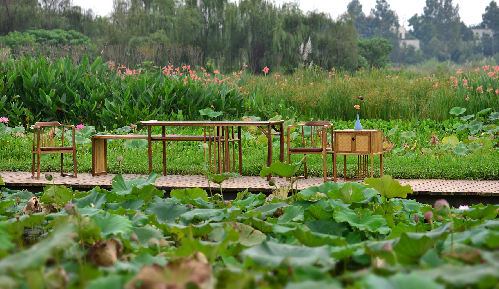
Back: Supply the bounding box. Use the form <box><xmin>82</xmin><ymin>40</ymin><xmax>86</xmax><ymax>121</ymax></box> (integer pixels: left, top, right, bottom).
<box><xmin>71</xmin><ymin>0</ymin><xmax>493</xmax><ymax>29</ymax></box>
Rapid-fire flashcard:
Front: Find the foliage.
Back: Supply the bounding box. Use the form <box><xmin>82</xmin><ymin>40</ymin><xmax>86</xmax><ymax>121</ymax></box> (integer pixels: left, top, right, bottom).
<box><xmin>0</xmin><ymin>175</ymin><xmax>498</xmax><ymax>287</ymax></box>
<box><xmin>357</xmin><ymin>37</ymin><xmax>393</xmax><ymax>68</ymax></box>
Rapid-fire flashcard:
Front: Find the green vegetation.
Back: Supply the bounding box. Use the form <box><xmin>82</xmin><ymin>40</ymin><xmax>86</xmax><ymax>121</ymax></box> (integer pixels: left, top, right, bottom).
<box><xmin>1</xmin><ymin>173</ymin><xmax>499</xmax><ymax>288</ymax></box>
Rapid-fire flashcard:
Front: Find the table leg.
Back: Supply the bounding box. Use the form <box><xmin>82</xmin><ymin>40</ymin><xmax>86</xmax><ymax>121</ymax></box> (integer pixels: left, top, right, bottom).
<box><xmin>162</xmin><ymin>126</ymin><xmax>166</xmax><ymax>176</ymax></box>
<box><xmin>380</xmin><ymin>154</ymin><xmax>383</xmax><ymax>177</ymax></box>
<box><xmin>371</xmin><ymin>154</ymin><xmax>374</xmax><ymax>178</ymax></box>
<box><xmin>238</xmin><ymin>126</ymin><xmax>242</xmax><ymax>174</ymax></box>
<box><xmin>224</xmin><ymin>126</ymin><xmax>229</xmax><ymax>172</ymax></box>
<box><xmin>279</xmin><ymin>123</ymin><xmax>284</xmax><ymax>163</ymax></box>
<box><xmin>333</xmin><ymin>153</ymin><xmax>337</xmax><ymax>182</ymax></box>
<box><xmin>267</xmin><ymin>124</ymin><xmax>272</xmax><ymax>181</ymax></box>
<box><xmin>147</xmin><ymin>126</ymin><xmax>152</xmax><ymax>174</ymax></box>
<box><xmin>343</xmin><ymin>155</ymin><xmax>347</xmax><ymax>181</ymax></box>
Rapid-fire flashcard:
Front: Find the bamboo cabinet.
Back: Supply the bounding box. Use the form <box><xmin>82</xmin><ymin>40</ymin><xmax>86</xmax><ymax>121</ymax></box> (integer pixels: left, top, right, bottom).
<box><xmin>333</xmin><ymin>129</ymin><xmax>383</xmax><ymax>182</ymax></box>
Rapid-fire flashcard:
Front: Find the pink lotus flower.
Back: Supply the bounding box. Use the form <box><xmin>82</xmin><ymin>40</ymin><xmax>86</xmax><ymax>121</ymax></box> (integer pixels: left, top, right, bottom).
<box><xmin>131</xmin><ymin>124</ymin><xmax>136</xmax><ymax>128</ymax></box>
<box><xmin>424</xmin><ymin>210</ymin><xmax>434</xmax><ymax>222</ymax></box>
<box><xmin>0</xmin><ymin>117</ymin><xmax>8</xmax><ymax>124</ymax></box>
<box><xmin>262</xmin><ymin>66</ymin><xmax>269</xmax><ymax>75</ymax></box>
<box><xmin>76</xmin><ymin>124</ymin><xmax>84</xmax><ymax>130</ymax></box>
<box><xmin>414</xmin><ymin>215</ymin><xmax>419</xmax><ymax>222</ymax></box>
<box><xmin>459</xmin><ymin>205</ymin><xmax>469</xmax><ymax>210</ymax></box>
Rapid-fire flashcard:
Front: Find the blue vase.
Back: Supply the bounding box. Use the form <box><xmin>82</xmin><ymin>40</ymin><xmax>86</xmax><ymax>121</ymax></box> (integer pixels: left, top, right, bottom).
<box><xmin>354</xmin><ymin>114</ymin><xmax>363</xmax><ymax>130</ymax></box>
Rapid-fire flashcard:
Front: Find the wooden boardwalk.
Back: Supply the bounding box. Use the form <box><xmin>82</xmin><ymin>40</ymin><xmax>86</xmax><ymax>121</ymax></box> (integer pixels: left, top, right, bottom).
<box><xmin>2</xmin><ymin>171</ymin><xmax>499</xmax><ymax>196</ymax></box>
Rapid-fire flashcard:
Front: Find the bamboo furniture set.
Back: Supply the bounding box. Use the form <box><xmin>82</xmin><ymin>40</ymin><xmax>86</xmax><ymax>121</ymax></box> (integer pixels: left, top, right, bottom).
<box><xmin>31</xmin><ymin>120</ymin><xmax>383</xmax><ymax>182</ymax></box>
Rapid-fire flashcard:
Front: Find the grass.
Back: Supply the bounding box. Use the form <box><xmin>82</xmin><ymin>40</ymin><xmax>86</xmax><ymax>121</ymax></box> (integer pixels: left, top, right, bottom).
<box><xmin>1</xmin><ymin>117</ymin><xmax>498</xmax><ymax>180</ymax></box>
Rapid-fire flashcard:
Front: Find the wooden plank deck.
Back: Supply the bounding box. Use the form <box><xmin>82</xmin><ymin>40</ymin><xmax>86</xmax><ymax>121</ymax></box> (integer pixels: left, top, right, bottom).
<box><xmin>2</xmin><ymin>171</ymin><xmax>498</xmax><ymax>196</ymax></box>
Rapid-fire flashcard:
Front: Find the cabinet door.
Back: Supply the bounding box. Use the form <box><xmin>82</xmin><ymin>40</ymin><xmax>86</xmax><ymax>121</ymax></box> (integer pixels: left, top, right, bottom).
<box><xmin>336</xmin><ymin>133</ymin><xmax>354</xmax><ymax>152</ymax></box>
<box><xmin>354</xmin><ymin>134</ymin><xmax>370</xmax><ymax>153</ymax></box>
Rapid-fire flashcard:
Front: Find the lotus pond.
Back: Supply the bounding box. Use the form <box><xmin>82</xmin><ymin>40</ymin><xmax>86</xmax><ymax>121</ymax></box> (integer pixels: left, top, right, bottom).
<box><xmin>0</xmin><ymin>172</ymin><xmax>499</xmax><ymax>289</ymax></box>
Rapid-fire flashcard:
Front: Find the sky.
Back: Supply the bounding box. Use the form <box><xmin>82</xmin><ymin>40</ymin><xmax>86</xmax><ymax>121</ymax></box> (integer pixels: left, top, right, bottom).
<box><xmin>71</xmin><ymin>0</ymin><xmax>492</xmax><ymax>29</ymax></box>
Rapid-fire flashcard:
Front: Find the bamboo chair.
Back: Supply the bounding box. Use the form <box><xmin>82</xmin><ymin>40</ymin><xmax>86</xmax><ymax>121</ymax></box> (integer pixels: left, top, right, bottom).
<box><xmin>287</xmin><ymin>121</ymin><xmax>334</xmax><ymax>182</ymax></box>
<box><xmin>32</xmin><ymin>121</ymin><xmax>77</xmax><ymax>179</ymax></box>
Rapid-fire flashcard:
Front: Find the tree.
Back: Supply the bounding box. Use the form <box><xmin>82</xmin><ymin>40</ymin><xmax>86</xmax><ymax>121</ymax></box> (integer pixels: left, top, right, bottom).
<box><xmin>370</xmin><ymin>0</ymin><xmax>398</xmax><ymax>38</ymax></box>
<box><xmin>357</xmin><ymin>37</ymin><xmax>392</xmax><ymax>68</ymax></box>
<box><xmin>347</xmin><ymin>0</ymin><xmax>367</xmax><ymax>37</ymax></box>
<box><xmin>482</xmin><ymin>1</ymin><xmax>499</xmax><ymax>32</ymax></box>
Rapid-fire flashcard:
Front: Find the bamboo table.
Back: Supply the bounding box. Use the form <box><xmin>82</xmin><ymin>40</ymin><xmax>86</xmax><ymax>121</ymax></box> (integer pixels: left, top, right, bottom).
<box><xmin>139</xmin><ymin>120</ymin><xmax>285</xmax><ymax>180</ymax></box>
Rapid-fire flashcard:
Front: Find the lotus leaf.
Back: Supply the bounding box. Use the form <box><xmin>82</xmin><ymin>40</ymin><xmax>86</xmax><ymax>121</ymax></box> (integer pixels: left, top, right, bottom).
<box><xmin>240</xmin><ymin>241</ymin><xmax>334</xmax><ymax>268</ymax></box>
<box><xmin>449</xmin><ymin>107</ymin><xmax>466</xmax><ymax>116</ymax></box>
<box><xmin>72</xmin><ymin>190</ymin><xmax>107</xmax><ymax>209</ymax></box>
<box><xmin>171</xmin><ymin>187</ymin><xmax>209</xmax><ymax>202</ymax></box>
<box><xmin>365</xmin><ymin>175</ymin><xmax>413</xmax><ymax>199</ymax></box>
<box><xmin>91</xmin><ymin>212</ymin><xmax>133</xmax><ymax>236</ymax></box>
<box><xmin>363</xmin><ymin>272</ymin><xmax>444</xmax><ymax>289</ymax></box>
<box><xmin>144</xmin><ymin>199</ymin><xmax>189</xmax><ymax>223</ymax></box>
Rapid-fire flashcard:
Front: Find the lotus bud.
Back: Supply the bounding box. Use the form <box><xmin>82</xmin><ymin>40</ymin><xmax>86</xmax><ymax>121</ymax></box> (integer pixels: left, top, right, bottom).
<box><xmin>130</xmin><ymin>233</ymin><xmax>139</xmax><ymax>244</ymax></box>
<box><xmin>414</xmin><ymin>215</ymin><xmax>419</xmax><ymax>222</ymax></box>
<box><xmin>381</xmin><ymin>242</ymin><xmax>393</xmax><ymax>252</ymax></box>
<box><xmin>434</xmin><ymin>199</ymin><xmax>450</xmax><ymax>216</ymax></box>
<box><xmin>45</xmin><ymin>173</ymin><xmax>53</xmax><ymax>181</ymax></box>
<box><xmin>159</xmin><ymin>239</ymin><xmax>170</xmax><ymax>248</ymax></box>
<box><xmin>423</xmin><ymin>210</ymin><xmax>434</xmax><ymax>222</ymax></box>
<box><xmin>148</xmin><ymin>238</ymin><xmax>159</xmax><ymax>250</ymax></box>
<box><xmin>64</xmin><ymin>203</ymin><xmax>78</xmax><ymax>215</ymax></box>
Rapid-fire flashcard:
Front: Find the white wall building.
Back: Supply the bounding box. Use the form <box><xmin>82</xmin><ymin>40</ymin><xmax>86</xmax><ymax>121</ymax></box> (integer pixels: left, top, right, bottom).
<box><xmin>397</xmin><ymin>26</ymin><xmax>420</xmax><ymax>50</ymax></box>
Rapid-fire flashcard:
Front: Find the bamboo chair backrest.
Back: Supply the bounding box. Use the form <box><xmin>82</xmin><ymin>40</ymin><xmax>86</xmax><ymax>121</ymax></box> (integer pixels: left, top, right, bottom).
<box><xmin>33</xmin><ymin>122</ymin><xmax>66</xmax><ymax>148</ymax></box>
<box><xmin>301</xmin><ymin>121</ymin><xmax>332</xmax><ymax>149</ymax></box>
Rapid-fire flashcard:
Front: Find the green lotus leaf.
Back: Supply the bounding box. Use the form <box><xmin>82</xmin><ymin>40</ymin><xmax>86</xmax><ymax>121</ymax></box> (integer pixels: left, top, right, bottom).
<box><xmin>0</xmin><ymin>225</ymin><xmax>75</xmax><ymax>273</ymax></box>
<box><xmin>91</xmin><ymin>212</ymin><xmax>133</xmax><ymax>236</ymax></box>
<box><xmin>106</xmin><ymin>199</ymin><xmax>145</xmax><ymax>211</ymax></box>
<box><xmin>298</xmin><ymin>182</ymin><xmax>341</xmax><ymax>200</ymax></box>
<box><xmin>171</xmin><ymin>187</ymin><xmax>209</xmax><ymax>202</ymax></box>
<box><xmin>327</xmin><ymin>182</ymin><xmax>366</xmax><ymax>204</ymax></box>
<box><xmin>467</xmin><ymin>142</ymin><xmax>482</xmax><ymax>152</ymax></box>
<box><xmin>131</xmin><ymin>225</ymin><xmax>164</xmax><ymax>245</ymax></box>
<box><xmin>451</xmin><ymin>143</ymin><xmax>468</xmax><ymax>156</ymax></box>
<box><xmin>175</xmin><ymin>227</ymin><xmax>239</xmax><ymax>262</ymax></box>
<box><xmin>240</xmin><ymin>241</ymin><xmax>334</xmax><ymax>268</ymax></box>
<box><xmin>415</xmin><ymin>264</ymin><xmax>499</xmax><ymax>288</ymax></box>
<box><xmin>463</xmin><ymin>204</ymin><xmax>499</xmax><ymax>221</ymax></box>
<box><xmin>4</xmin><ymin>189</ymin><xmax>34</xmax><ymax>201</ymax></box>
<box><xmin>223</xmin><ymin>222</ymin><xmax>266</xmax><ymax>246</ymax></box>
<box><xmin>40</xmin><ymin>185</ymin><xmax>74</xmax><ymax>206</ymax></box>
<box><xmin>168</xmin><ymin>223</ymin><xmax>214</xmax><ymax>238</ymax></box>
<box><xmin>420</xmin><ymin>248</ymin><xmax>446</xmax><ymax>268</ymax></box>
<box><xmin>441</xmin><ymin>135</ymin><xmax>459</xmax><ymax>148</ymax></box>
<box><xmin>392</xmin><ymin>232</ymin><xmax>442</xmax><ymax>265</ymax></box>
<box><xmin>144</xmin><ymin>200</ymin><xmax>189</xmax><ymax>223</ymax></box>
<box><xmin>364</xmin><ymin>175</ymin><xmax>413</xmax><ymax>199</ymax></box>
<box><xmin>206</xmin><ymin>172</ymin><xmax>241</xmax><ymax>184</ymax></box>
<box><xmin>277</xmin><ymin>205</ymin><xmax>304</xmax><ymax>224</ymax></box>
<box><xmin>114</xmin><ymin>252</ymin><xmax>167</xmax><ymax>274</ymax></box>
<box><xmin>72</xmin><ymin>190</ymin><xmax>107</xmax><ymax>209</ymax></box>
<box><xmin>179</xmin><ymin>208</ymin><xmax>229</xmax><ymax>225</ymax></box>
<box><xmin>456</xmin><ymin>123</ymin><xmax>468</xmax><ymax>132</ymax></box>
<box><xmin>333</xmin><ymin>207</ymin><xmax>385</xmax><ymax>232</ymax></box>
<box><xmin>363</xmin><ymin>272</ymin><xmax>444</xmax><ymax>289</ymax></box>
<box><xmin>305</xmin><ymin>219</ymin><xmax>349</xmax><ymax>236</ymax></box>
<box><xmin>245</xmin><ymin>217</ymin><xmax>274</xmax><ymax>233</ymax></box>
<box><xmin>305</xmin><ymin>204</ymin><xmax>334</xmax><ymax>220</ymax></box>
<box><xmin>476</xmin><ymin>108</ymin><xmax>492</xmax><ymax>116</ymax></box>
<box><xmin>449</xmin><ymin>107</ymin><xmax>466</xmax><ymax>116</ymax></box>
<box><xmin>459</xmin><ymin>114</ymin><xmax>475</xmax><ymax>121</ymax></box>
<box><xmin>469</xmin><ymin>120</ymin><xmax>483</xmax><ymax>135</ymax></box>
<box><xmin>400</xmin><ymin>131</ymin><xmax>416</xmax><ymax>139</ymax></box>
<box><xmin>253</xmin><ymin>201</ymin><xmax>289</xmax><ymax>218</ymax></box>
<box><xmin>110</xmin><ymin>173</ymin><xmax>159</xmax><ymax>201</ymax></box>
<box><xmin>124</xmin><ymin>138</ymin><xmax>147</xmax><ymax>149</ymax></box>
<box><xmin>291</xmin><ymin>226</ymin><xmax>347</xmax><ymax>247</ymax></box>
<box><xmin>0</xmin><ymin>222</ymin><xmax>14</xmax><ymax>255</ymax></box>
<box><xmin>285</xmin><ymin>280</ymin><xmax>342</xmax><ymax>289</ymax></box>
<box><xmin>86</xmin><ymin>275</ymin><xmax>126</xmax><ymax>289</ymax></box>
<box><xmin>489</xmin><ymin>112</ymin><xmax>499</xmax><ymax>120</ymax></box>
<box><xmin>259</xmin><ymin>161</ymin><xmax>302</xmax><ymax>179</ymax></box>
